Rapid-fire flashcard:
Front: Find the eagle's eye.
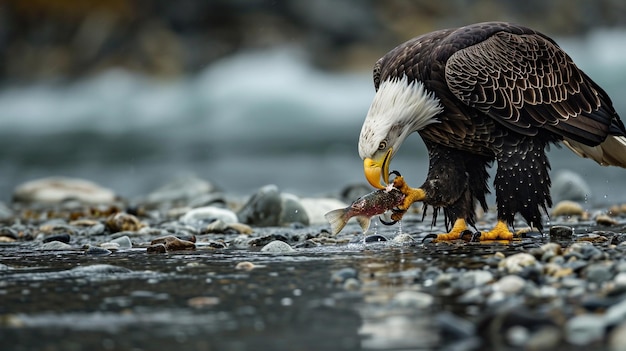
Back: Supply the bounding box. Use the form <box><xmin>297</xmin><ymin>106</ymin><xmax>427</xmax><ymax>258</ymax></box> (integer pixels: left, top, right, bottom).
<box><xmin>378</xmin><ymin>141</ymin><xmax>387</xmax><ymax>150</ymax></box>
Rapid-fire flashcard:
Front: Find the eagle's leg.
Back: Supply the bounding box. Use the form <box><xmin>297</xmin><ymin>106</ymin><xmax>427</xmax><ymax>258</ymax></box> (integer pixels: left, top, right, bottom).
<box><xmin>390</xmin><ymin>175</ymin><xmax>425</xmax><ymax>220</ymax></box>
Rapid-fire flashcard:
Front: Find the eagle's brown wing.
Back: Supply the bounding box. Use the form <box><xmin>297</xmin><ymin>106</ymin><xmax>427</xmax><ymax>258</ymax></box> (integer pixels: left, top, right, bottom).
<box><xmin>444</xmin><ymin>27</ymin><xmax>616</xmax><ymax>146</ymax></box>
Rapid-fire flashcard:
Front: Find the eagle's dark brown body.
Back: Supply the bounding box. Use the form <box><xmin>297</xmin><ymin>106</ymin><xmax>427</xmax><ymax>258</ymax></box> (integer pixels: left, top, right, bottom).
<box><xmin>373</xmin><ymin>22</ymin><xmax>626</xmax><ymax>231</ymax></box>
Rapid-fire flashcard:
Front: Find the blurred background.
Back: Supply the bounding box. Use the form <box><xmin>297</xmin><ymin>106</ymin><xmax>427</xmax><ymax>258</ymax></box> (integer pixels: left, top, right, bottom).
<box><xmin>1</xmin><ymin>0</ymin><xmax>626</xmax><ymax>202</ymax></box>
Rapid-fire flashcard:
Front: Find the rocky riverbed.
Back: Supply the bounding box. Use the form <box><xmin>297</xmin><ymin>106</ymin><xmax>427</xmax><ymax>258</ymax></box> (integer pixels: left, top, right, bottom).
<box><xmin>1</xmin><ymin>175</ymin><xmax>626</xmax><ymax>351</ymax></box>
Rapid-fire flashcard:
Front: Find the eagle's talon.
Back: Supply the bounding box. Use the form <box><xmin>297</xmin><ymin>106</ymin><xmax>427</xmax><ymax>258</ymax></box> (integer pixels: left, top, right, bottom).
<box><xmin>390</xmin><ymin>211</ymin><xmax>406</xmax><ymax>222</ymax></box>
<box><xmin>379</xmin><ymin>217</ymin><xmax>397</xmax><ymax>226</ymax></box>
<box><xmin>391</xmin><ymin>207</ymin><xmax>404</xmax><ymax>213</ymax></box>
<box><xmin>459</xmin><ymin>230</ymin><xmax>475</xmax><ymax>241</ymax></box>
<box><xmin>389</xmin><ymin>170</ymin><xmax>402</xmax><ymax>180</ymax></box>
<box><xmin>422</xmin><ymin>233</ymin><xmax>438</xmax><ymax>243</ymax></box>
<box><xmin>470</xmin><ymin>231</ymin><xmax>482</xmax><ymax>242</ymax></box>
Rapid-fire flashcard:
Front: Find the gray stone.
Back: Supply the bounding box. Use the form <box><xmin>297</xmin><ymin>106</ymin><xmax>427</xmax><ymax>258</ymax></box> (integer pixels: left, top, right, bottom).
<box><xmin>391</xmin><ymin>290</ymin><xmax>433</xmax><ymax>308</ymax></box>
<box><xmin>260</xmin><ymin>240</ymin><xmax>295</xmax><ymax>253</ymax></box>
<box><xmin>552</xmin><ymin>170</ymin><xmax>592</xmax><ymax>202</ymax></box>
<box><xmin>493</xmin><ymin>275</ymin><xmax>527</xmax><ymax>295</ymax></box>
<box><xmin>180</xmin><ymin>206</ymin><xmax>238</xmax><ymax>226</ymax></box>
<box><xmin>39</xmin><ymin>241</ymin><xmax>73</xmax><ymax>250</ymax></box>
<box><xmin>584</xmin><ymin>263</ymin><xmax>614</xmax><ymax>284</ymax></box>
<box><xmin>565</xmin><ymin>314</ymin><xmax>606</xmax><ymax>346</ymax></box>
<box><xmin>110</xmin><ymin>235</ymin><xmax>132</xmax><ymax>249</ymax></box>
<box><xmin>237</xmin><ymin>185</ymin><xmax>309</xmax><ymax>226</ymax></box>
<box><xmin>608</xmin><ymin>321</ymin><xmax>626</xmax><ymax>351</ymax></box>
<box><xmin>13</xmin><ymin>177</ymin><xmax>116</xmax><ymax>204</ymax></box>
<box><xmin>549</xmin><ymin>225</ymin><xmax>573</xmax><ymax>240</ymax></box>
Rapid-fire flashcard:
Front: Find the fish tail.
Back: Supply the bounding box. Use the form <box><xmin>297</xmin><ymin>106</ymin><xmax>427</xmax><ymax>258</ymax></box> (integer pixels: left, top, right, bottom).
<box><xmin>355</xmin><ymin>216</ymin><xmax>372</xmax><ymax>232</ymax></box>
<box><xmin>324</xmin><ymin>208</ymin><xmax>350</xmax><ymax>235</ymax></box>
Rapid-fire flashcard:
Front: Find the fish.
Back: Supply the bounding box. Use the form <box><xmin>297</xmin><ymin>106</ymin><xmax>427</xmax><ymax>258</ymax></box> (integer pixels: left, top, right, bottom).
<box><xmin>324</xmin><ymin>184</ymin><xmax>406</xmax><ymax>235</ymax></box>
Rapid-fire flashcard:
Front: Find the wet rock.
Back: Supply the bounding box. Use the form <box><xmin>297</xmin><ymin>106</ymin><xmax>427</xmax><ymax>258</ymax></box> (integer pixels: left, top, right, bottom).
<box><xmin>260</xmin><ymin>240</ymin><xmax>295</xmax><ymax>253</ymax></box>
<box><xmin>85</xmin><ymin>246</ymin><xmax>112</xmax><ymax>255</ymax></box>
<box><xmin>435</xmin><ymin>311</ymin><xmax>475</xmax><ymax>340</ymax></box>
<box><xmin>584</xmin><ymin>263</ymin><xmax>614</xmax><ymax>284</ymax></box>
<box><xmin>142</xmin><ymin>175</ymin><xmax>217</xmax><ymax>206</ymax></box>
<box><xmin>392</xmin><ymin>233</ymin><xmax>415</xmax><ymax>243</ymax></box>
<box><xmin>364</xmin><ymin>234</ymin><xmax>387</xmax><ymax>243</ymax></box>
<box><xmin>235</xmin><ymin>261</ymin><xmax>256</xmax><ymax>271</ymax></box>
<box><xmin>498</xmin><ymin>253</ymin><xmax>537</xmax><ymax>274</ymax></box>
<box><xmin>13</xmin><ymin>177</ymin><xmax>116</xmax><ymax>204</ymax></box>
<box><xmin>39</xmin><ymin>241</ymin><xmax>72</xmax><ymax>250</ymax></box>
<box><xmin>343</xmin><ymin>278</ymin><xmax>361</xmax><ymax>291</ymax></box>
<box><xmin>552</xmin><ymin>170</ymin><xmax>591</xmax><ymax>202</ymax></box>
<box><xmin>237</xmin><ymin>185</ymin><xmax>309</xmax><ymax>227</ymax></box>
<box><xmin>331</xmin><ymin>267</ymin><xmax>358</xmax><ymax>284</ymax></box>
<box><xmin>608</xmin><ymin>321</ymin><xmax>626</xmax><ymax>351</ymax></box>
<box><xmin>69</xmin><ymin>264</ymin><xmax>132</xmax><ymax>274</ymax></box>
<box><xmin>552</xmin><ymin>200</ymin><xmax>585</xmax><ymax>217</ymax></box>
<box><xmin>42</xmin><ymin>233</ymin><xmax>71</xmax><ymax>244</ymax></box>
<box><xmin>202</xmin><ymin>219</ymin><xmax>253</xmax><ymax>234</ymax></box>
<box><xmin>300</xmin><ymin>197</ymin><xmax>348</xmax><ymax>225</ymax></box>
<box><xmin>458</xmin><ymin>270</ymin><xmax>494</xmax><ymax>289</ymax></box>
<box><xmin>392</xmin><ymin>290</ymin><xmax>433</xmax><ymax>308</ymax></box>
<box><xmin>151</xmin><ymin>235</ymin><xmax>196</xmax><ymax>252</ymax></box>
<box><xmin>0</xmin><ymin>202</ymin><xmax>13</xmax><ymax>221</ymax></box>
<box><xmin>549</xmin><ymin>225</ymin><xmax>573</xmax><ymax>240</ymax></box>
<box><xmin>38</xmin><ymin>223</ymin><xmax>79</xmax><ymax>236</ymax></box>
<box><xmin>105</xmin><ymin>212</ymin><xmax>145</xmax><ymax>233</ymax></box>
<box><xmin>180</xmin><ymin>206</ymin><xmax>238</xmax><ymax>226</ymax></box>
<box><xmin>565</xmin><ymin>314</ymin><xmax>606</xmax><ymax>346</ymax></box>
<box><xmin>147</xmin><ymin>243</ymin><xmax>167</xmax><ymax>254</ymax></box>
<box><xmin>493</xmin><ymin>275</ymin><xmax>526</xmax><ymax>294</ymax></box>
<box><xmin>595</xmin><ymin>213</ymin><xmax>619</xmax><ymax>226</ymax></box>
<box><xmin>109</xmin><ymin>235</ymin><xmax>132</xmax><ymax>249</ymax></box>
<box><xmin>70</xmin><ymin>220</ymin><xmax>106</xmax><ymax>236</ymax></box>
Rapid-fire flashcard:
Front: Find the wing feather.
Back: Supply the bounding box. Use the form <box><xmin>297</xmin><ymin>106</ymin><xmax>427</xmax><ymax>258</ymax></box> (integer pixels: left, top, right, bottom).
<box><xmin>445</xmin><ymin>29</ymin><xmax>614</xmax><ymax>146</ymax></box>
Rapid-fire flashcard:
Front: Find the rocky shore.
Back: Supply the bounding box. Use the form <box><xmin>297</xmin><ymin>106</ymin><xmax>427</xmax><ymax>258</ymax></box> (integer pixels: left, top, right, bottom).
<box><xmin>1</xmin><ymin>174</ymin><xmax>626</xmax><ymax>350</ymax></box>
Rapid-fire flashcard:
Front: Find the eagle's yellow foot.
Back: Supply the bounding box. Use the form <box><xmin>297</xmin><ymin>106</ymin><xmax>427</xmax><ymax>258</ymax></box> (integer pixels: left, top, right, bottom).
<box><xmin>392</xmin><ymin>175</ymin><xmax>425</xmax><ymax>212</ymax></box>
<box><xmin>423</xmin><ymin>218</ymin><xmax>470</xmax><ymax>242</ymax></box>
<box><xmin>480</xmin><ymin>220</ymin><xmax>514</xmax><ymax>240</ymax></box>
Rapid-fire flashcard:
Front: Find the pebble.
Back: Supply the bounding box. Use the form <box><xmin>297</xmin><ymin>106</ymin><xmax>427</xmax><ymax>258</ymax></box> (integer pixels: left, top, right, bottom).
<box><xmin>498</xmin><ymin>253</ymin><xmax>537</xmax><ymax>274</ymax></box>
<box><xmin>493</xmin><ymin>275</ymin><xmax>527</xmax><ymax>295</ymax></box>
<box><xmin>203</xmin><ymin>219</ymin><xmax>253</xmax><ymax>234</ymax></box>
<box><xmin>392</xmin><ymin>233</ymin><xmax>415</xmax><ymax>243</ymax></box>
<box><xmin>149</xmin><ymin>235</ymin><xmax>196</xmax><ymax>252</ymax></box>
<box><xmin>552</xmin><ymin>170</ymin><xmax>592</xmax><ymax>202</ymax></box>
<box><xmin>609</xmin><ymin>322</ymin><xmax>626</xmax><ymax>351</ymax></box>
<box><xmin>85</xmin><ymin>246</ymin><xmax>112</xmax><ymax>255</ymax></box>
<box><xmin>299</xmin><ymin>197</ymin><xmax>348</xmax><ymax>225</ymax></box>
<box><xmin>42</xmin><ymin>233</ymin><xmax>71</xmax><ymax>244</ymax></box>
<box><xmin>13</xmin><ymin>177</ymin><xmax>117</xmax><ymax>204</ymax></box>
<box><xmin>552</xmin><ymin>200</ymin><xmax>585</xmax><ymax>217</ymax></box>
<box><xmin>584</xmin><ymin>263</ymin><xmax>614</xmax><ymax>284</ymax></box>
<box><xmin>260</xmin><ymin>240</ymin><xmax>295</xmax><ymax>253</ymax></box>
<box><xmin>458</xmin><ymin>270</ymin><xmax>494</xmax><ymax>289</ymax></box>
<box><xmin>391</xmin><ymin>290</ymin><xmax>434</xmax><ymax>308</ymax></box>
<box><xmin>237</xmin><ymin>185</ymin><xmax>309</xmax><ymax>227</ymax></box>
<box><xmin>180</xmin><ymin>206</ymin><xmax>238</xmax><ymax>226</ymax></box>
<box><xmin>331</xmin><ymin>268</ymin><xmax>358</xmax><ymax>284</ymax></box>
<box><xmin>235</xmin><ymin>261</ymin><xmax>256</xmax><ymax>271</ymax></box>
<box><xmin>565</xmin><ymin>314</ymin><xmax>606</xmax><ymax>345</ymax></box>
<box><xmin>39</xmin><ymin>241</ymin><xmax>72</xmax><ymax>250</ymax></box>
<box><xmin>549</xmin><ymin>225</ymin><xmax>573</xmax><ymax>240</ymax></box>
<box><xmin>110</xmin><ymin>235</ymin><xmax>133</xmax><ymax>249</ymax></box>
<box><xmin>105</xmin><ymin>213</ymin><xmax>145</xmax><ymax>233</ymax></box>
<box><xmin>595</xmin><ymin>213</ymin><xmax>619</xmax><ymax>226</ymax></box>
<box><xmin>364</xmin><ymin>234</ymin><xmax>388</xmax><ymax>243</ymax></box>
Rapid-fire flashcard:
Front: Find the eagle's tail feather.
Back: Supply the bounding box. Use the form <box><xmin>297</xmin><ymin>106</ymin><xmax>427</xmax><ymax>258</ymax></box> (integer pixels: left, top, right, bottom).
<box><xmin>563</xmin><ymin>135</ymin><xmax>626</xmax><ymax>168</ymax></box>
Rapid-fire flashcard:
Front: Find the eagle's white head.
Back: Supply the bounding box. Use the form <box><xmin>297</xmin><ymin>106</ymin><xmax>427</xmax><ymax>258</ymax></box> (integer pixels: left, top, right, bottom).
<box><xmin>358</xmin><ymin>75</ymin><xmax>443</xmax><ymax>188</ymax></box>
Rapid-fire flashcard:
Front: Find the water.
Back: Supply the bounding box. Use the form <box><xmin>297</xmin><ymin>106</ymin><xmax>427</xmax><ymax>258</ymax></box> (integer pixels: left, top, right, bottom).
<box><xmin>1</xmin><ymin>30</ymin><xmax>626</xmax><ymax>203</ymax></box>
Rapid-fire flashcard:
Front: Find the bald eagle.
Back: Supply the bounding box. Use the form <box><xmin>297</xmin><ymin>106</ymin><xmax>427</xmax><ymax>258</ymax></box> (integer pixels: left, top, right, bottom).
<box><xmin>358</xmin><ymin>22</ymin><xmax>626</xmax><ymax>240</ymax></box>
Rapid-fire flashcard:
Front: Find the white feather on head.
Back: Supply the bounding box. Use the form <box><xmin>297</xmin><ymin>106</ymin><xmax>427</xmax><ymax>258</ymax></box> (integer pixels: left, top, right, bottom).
<box><xmin>358</xmin><ymin>75</ymin><xmax>443</xmax><ymax>159</ymax></box>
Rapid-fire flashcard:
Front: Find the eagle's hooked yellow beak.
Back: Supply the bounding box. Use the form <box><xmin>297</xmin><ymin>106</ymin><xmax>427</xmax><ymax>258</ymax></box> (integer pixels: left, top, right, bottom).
<box><xmin>363</xmin><ymin>148</ymin><xmax>392</xmax><ymax>189</ymax></box>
